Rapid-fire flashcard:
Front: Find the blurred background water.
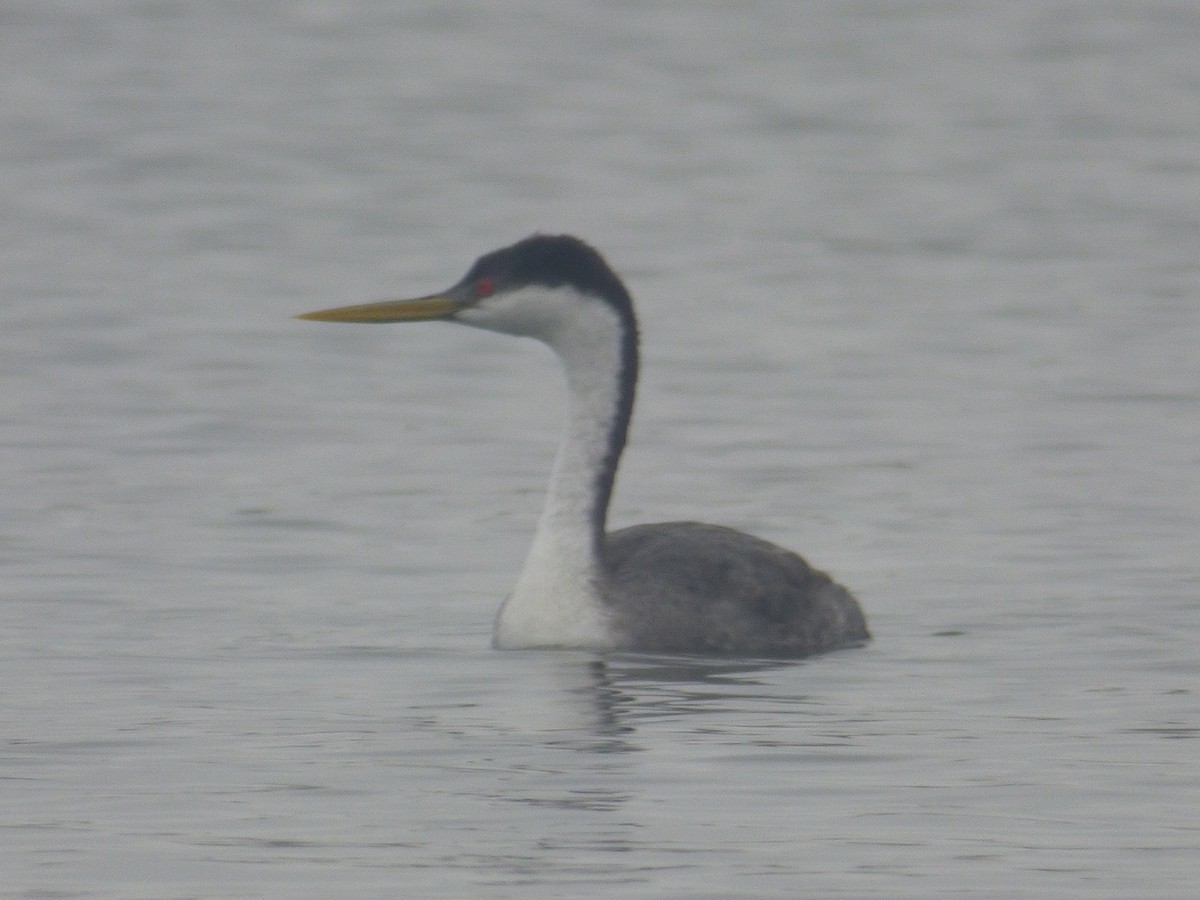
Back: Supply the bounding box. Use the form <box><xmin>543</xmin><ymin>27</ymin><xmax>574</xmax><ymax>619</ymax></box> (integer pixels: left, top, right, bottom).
<box><xmin>2</xmin><ymin>1</ymin><xmax>1197</xmax><ymax>897</ymax></box>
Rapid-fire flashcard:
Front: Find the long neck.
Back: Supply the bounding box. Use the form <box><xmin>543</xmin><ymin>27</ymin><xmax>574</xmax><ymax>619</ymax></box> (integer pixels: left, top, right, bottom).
<box><xmin>493</xmin><ymin>297</ymin><xmax>637</xmax><ymax>649</ymax></box>
<box><xmin>541</xmin><ymin>314</ymin><xmax>635</xmax><ymax>556</ymax></box>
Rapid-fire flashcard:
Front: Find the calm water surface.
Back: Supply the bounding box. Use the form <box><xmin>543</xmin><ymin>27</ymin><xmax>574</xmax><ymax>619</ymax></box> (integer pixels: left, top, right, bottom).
<box><xmin>2</xmin><ymin>2</ymin><xmax>1198</xmax><ymax>897</ymax></box>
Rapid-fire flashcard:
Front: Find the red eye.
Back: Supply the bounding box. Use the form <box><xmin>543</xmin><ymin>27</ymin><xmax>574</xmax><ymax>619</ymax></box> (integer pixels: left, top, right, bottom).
<box><xmin>474</xmin><ymin>277</ymin><xmax>495</xmax><ymax>297</ymax></box>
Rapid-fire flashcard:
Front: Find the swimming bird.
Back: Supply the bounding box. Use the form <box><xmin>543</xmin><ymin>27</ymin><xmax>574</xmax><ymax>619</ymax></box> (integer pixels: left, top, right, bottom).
<box><xmin>298</xmin><ymin>234</ymin><xmax>868</xmax><ymax>657</ymax></box>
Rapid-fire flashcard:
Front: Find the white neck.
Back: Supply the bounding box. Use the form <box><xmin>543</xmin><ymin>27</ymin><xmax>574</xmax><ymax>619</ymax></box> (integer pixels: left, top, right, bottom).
<box><xmin>475</xmin><ymin>290</ymin><xmax>631</xmax><ymax>649</ymax></box>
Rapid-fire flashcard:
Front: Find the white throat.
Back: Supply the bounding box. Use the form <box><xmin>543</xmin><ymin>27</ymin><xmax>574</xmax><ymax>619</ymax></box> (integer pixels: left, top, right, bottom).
<box><xmin>458</xmin><ymin>286</ymin><xmax>630</xmax><ymax>649</ymax></box>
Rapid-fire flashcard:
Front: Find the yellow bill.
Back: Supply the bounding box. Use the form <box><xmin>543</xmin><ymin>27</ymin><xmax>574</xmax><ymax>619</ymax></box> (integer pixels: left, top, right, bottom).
<box><xmin>296</xmin><ymin>294</ymin><xmax>461</xmax><ymax>323</ymax></box>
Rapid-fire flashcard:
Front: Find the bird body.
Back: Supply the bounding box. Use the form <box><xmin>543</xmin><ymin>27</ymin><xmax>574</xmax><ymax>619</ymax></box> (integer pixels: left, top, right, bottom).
<box><xmin>299</xmin><ymin>234</ymin><xmax>868</xmax><ymax>658</ymax></box>
<box><xmin>606</xmin><ymin>522</ymin><xmax>864</xmax><ymax>656</ymax></box>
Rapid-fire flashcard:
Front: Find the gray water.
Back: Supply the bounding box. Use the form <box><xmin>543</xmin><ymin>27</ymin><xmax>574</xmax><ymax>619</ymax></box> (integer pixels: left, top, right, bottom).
<box><xmin>3</xmin><ymin>2</ymin><xmax>1198</xmax><ymax>897</ymax></box>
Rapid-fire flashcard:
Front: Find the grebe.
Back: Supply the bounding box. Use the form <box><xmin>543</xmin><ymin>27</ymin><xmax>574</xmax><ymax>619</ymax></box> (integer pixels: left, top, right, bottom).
<box><xmin>298</xmin><ymin>234</ymin><xmax>868</xmax><ymax>657</ymax></box>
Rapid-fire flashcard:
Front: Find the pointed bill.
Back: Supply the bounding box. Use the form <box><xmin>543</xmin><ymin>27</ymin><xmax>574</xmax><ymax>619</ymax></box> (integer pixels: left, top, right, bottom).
<box><xmin>296</xmin><ymin>294</ymin><xmax>461</xmax><ymax>323</ymax></box>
